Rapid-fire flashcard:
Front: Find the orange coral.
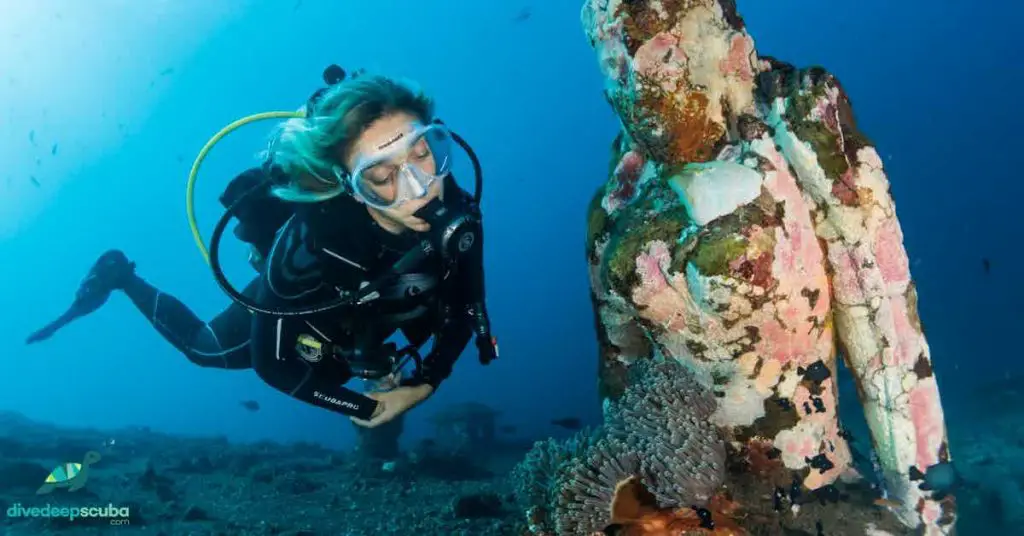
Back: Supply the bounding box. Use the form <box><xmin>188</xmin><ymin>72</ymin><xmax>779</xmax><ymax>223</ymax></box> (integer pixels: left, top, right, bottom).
<box><xmin>633</xmin><ymin>77</ymin><xmax>725</xmax><ymax>165</ymax></box>
<box><xmin>744</xmin><ymin>436</ymin><xmax>783</xmax><ymax>477</ymax></box>
<box><xmin>603</xmin><ymin>477</ymin><xmax>746</xmax><ymax>536</ymax></box>
<box><xmin>616</xmin><ymin>0</ymin><xmax>709</xmax><ymax>54</ymax></box>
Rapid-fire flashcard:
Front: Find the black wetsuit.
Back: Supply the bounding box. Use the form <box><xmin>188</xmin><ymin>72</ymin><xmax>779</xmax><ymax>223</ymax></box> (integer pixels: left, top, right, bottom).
<box><xmin>250</xmin><ymin>176</ymin><xmax>482</xmax><ymax>420</ymax></box>
<box><xmin>26</xmin><ymin>176</ymin><xmax>484</xmax><ymax>422</ymax></box>
<box><xmin>25</xmin><ymin>251</ymin><xmax>260</xmax><ymax>371</ymax></box>
<box><xmin>25</xmin><ymin>167</ymin><xmax>287</xmax><ymax>369</ymax></box>
<box><xmin>118</xmin><ymin>276</ymin><xmax>260</xmax><ymax>369</ymax></box>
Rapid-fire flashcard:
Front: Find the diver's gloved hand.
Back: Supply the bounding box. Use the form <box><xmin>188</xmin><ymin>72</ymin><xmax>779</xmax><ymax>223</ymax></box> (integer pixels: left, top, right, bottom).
<box><xmin>25</xmin><ymin>250</ymin><xmax>135</xmax><ymax>345</ymax></box>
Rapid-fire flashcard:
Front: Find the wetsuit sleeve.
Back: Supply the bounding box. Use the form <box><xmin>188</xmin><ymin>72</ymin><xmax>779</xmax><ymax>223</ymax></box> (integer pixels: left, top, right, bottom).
<box><xmin>410</xmin><ymin>184</ymin><xmax>485</xmax><ymax>390</ymax></box>
<box><xmin>249</xmin><ymin>282</ymin><xmax>380</xmax><ymax>420</ymax></box>
<box><xmin>121</xmin><ymin>275</ymin><xmax>256</xmax><ymax>369</ymax></box>
<box><xmin>416</xmin><ymin>307</ymin><xmax>473</xmax><ymax>390</ymax></box>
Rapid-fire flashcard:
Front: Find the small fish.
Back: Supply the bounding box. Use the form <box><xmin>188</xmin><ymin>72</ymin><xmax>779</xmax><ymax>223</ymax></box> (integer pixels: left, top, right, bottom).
<box><xmin>909</xmin><ymin>462</ymin><xmax>960</xmax><ymax>499</ymax></box>
<box><xmin>815</xmin><ymin>520</ymin><xmax>824</xmax><ymax>536</ymax></box>
<box><xmin>806</xmin><ymin>453</ymin><xmax>835</xmax><ymax>474</ymax></box>
<box><xmin>28</xmin><ymin>130</ymin><xmax>35</xmax><ymax>145</ymax></box>
<box><xmin>551</xmin><ymin>417</ymin><xmax>583</xmax><ymax>430</ymax></box>
<box><xmin>159</xmin><ymin>67</ymin><xmax>174</xmax><ymax>76</ymax></box>
<box><xmin>51</xmin><ymin>143</ymin><xmax>58</xmax><ymax>155</ymax></box>
<box><xmin>499</xmin><ymin>425</ymin><xmax>517</xmax><ymax>434</ymax></box>
<box><xmin>982</xmin><ymin>258</ymin><xmax>991</xmax><ymax>274</ymax></box>
<box><xmin>240</xmin><ymin>400</ymin><xmax>260</xmax><ymax>412</ymax></box>
<box><xmin>691</xmin><ymin>506</ymin><xmax>714</xmax><ymax>529</ymax></box>
<box><xmin>29</xmin><ymin>176</ymin><xmax>40</xmax><ymax>187</ymax></box>
<box><xmin>512</xmin><ymin>7</ymin><xmax>532</xmax><ymax>23</ymax></box>
<box><xmin>798</xmin><ymin>360</ymin><xmax>831</xmax><ymax>383</ymax></box>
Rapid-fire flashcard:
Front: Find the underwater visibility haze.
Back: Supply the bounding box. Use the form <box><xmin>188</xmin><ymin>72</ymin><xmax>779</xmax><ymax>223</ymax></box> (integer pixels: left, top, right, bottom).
<box><xmin>0</xmin><ymin>1</ymin><xmax>1022</xmax><ymax>534</ymax></box>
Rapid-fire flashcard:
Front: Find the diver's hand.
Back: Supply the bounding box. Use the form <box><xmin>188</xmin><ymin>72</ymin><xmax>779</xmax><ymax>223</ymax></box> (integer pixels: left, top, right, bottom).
<box><xmin>350</xmin><ymin>384</ymin><xmax>434</xmax><ymax>428</ymax></box>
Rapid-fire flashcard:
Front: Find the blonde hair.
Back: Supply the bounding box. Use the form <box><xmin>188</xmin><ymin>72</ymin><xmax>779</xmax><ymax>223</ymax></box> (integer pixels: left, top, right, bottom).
<box><xmin>267</xmin><ymin>74</ymin><xmax>435</xmax><ymax>203</ymax></box>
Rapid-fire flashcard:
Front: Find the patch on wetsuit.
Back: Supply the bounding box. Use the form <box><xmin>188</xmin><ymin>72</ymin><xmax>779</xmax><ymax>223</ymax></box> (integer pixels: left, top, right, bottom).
<box><xmin>295</xmin><ymin>334</ymin><xmax>324</xmax><ymax>363</ymax></box>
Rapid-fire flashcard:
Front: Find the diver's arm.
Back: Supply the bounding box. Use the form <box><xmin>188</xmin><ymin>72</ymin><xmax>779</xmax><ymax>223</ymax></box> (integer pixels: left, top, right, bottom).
<box><xmin>447</xmin><ymin>192</ymin><xmax>497</xmax><ymax>364</ymax></box>
<box><xmin>777</xmin><ymin>70</ymin><xmax>949</xmax><ymax>528</ymax></box>
<box><xmin>122</xmin><ymin>275</ymin><xmax>256</xmax><ymax>369</ymax></box>
<box><xmin>404</xmin><ymin>211</ymin><xmax>484</xmax><ymax>389</ymax></box>
<box><xmin>412</xmin><ymin>308</ymin><xmax>474</xmax><ymax>390</ymax></box>
<box><xmin>249</xmin><ymin>283</ymin><xmax>379</xmax><ymax>420</ymax></box>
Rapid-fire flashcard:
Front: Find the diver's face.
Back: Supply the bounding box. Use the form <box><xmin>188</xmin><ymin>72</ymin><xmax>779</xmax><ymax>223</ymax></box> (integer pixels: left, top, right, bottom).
<box><xmin>338</xmin><ymin>112</ymin><xmax>442</xmax><ymax>233</ymax></box>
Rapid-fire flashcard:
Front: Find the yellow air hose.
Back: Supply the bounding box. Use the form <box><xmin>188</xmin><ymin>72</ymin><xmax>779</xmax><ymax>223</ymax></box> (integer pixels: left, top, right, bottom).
<box><xmin>186</xmin><ymin>110</ymin><xmax>304</xmax><ymax>264</ymax></box>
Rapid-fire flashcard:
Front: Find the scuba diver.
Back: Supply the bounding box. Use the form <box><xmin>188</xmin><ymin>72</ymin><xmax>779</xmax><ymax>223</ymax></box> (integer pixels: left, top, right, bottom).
<box><xmin>232</xmin><ymin>68</ymin><xmax>497</xmax><ymax>427</ymax></box>
<box><xmin>27</xmin><ymin>65</ymin><xmax>498</xmax><ymax>429</ymax></box>
<box><xmin>25</xmin><ymin>167</ymin><xmax>293</xmax><ymax>369</ymax></box>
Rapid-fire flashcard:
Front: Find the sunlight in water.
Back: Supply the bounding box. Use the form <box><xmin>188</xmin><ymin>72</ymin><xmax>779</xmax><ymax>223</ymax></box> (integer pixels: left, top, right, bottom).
<box><xmin>0</xmin><ymin>1</ymin><xmax>246</xmax><ymax>240</ymax></box>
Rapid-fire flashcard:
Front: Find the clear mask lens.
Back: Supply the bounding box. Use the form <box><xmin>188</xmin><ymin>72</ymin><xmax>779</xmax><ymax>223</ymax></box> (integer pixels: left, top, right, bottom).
<box><xmin>346</xmin><ymin>124</ymin><xmax>452</xmax><ymax>209</ymax></box>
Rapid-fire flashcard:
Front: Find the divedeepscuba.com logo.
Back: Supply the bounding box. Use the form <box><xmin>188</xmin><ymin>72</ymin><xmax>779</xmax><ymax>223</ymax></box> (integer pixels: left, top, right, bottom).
<box><xmin>6</xmin><ymin>503</ymin><xmax>131</xmax><ymax>526</ymax></box>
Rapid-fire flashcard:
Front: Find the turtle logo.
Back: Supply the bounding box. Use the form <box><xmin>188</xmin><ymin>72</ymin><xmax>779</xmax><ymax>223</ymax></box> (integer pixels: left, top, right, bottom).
<box><xmin>295</xmin><ymin>334</ymin><xmax>324</xmax><ymax>363</ymax></box>
<box><xmin>37</xmin><ymin>450</ymin><xmax>101</xmax><ymax>494</ymax></box>
<box><xmin>458</xmin><ymin>232</ymin><xmax>475</xmax><ymax>252</ymax></box>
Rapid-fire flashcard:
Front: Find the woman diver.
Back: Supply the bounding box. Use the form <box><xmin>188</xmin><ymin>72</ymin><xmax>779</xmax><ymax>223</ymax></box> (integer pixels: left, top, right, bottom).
<box><xmin>240</xmin><ymin>71</ymin><xmax>496</xmax><ymax>427</ymax></box>
<box><xmin>26</xmin><ymin>68</ymin><xmax>497</xmax><ymax>428</ymax></box>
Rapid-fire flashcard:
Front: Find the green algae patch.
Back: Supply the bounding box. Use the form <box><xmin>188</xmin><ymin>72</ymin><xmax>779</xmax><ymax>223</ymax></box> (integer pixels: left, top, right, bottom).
<box><xmin>690</xmin><ymin>235</ymin><xmax>749</xmax><ymax>277</ymax></box>
<box><xmin>791</xmin><ymin>120</ymin><xmax>849</xmax><ymax>179</ymax></box>
<box><xmin>602</xmin><ymin>176</ymin><xmax>694</xmax><ymax>296</ymax></box>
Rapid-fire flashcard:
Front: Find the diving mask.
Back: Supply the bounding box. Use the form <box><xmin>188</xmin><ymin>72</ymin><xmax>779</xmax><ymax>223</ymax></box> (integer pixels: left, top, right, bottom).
<box><xmin>341</xmin><ymin>123</ymin><xmax>453</xmax><ymax>210</ymax></box>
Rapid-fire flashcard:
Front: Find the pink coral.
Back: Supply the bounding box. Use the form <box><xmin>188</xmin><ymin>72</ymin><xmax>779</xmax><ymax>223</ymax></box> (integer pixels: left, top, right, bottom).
<box><xmin>872</xmin><ymin>216</ymin><xmax>911</xmax><ymax>285</ymax></box>
<box><xmin>606</xmin><ymin>150</ymin><xmax>645</xmax><ymax>210</ymax></box>
<box><xmin>633</xmin><ymin>32</ymin><xmax>688</xmax><ymax>84</ymax></box>
<box><xmin>720</xmin><ymin>34</ymin><xmax>756</xmax><ymax>82</ymax></box>
<box><xmin>889</xmin><ymin>296</ymin><xmax>922</xmax><ymax>368</ymax></box>
<box><xmin>909</xmin><ymin>382</ymin><xmax>945</xmax><ymax>470</ymax></box>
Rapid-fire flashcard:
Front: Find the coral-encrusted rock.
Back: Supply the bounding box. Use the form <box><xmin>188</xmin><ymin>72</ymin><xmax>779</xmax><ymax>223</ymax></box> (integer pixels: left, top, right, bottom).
<box><xmin>581</xmin><ymin>0</ymin><xmax>954</xmax><ymax>534</ymax></box>
<box><xmin>512</xmin><ymin>361</ymin><xmax>724</xmax><ymax>535</ymax></box>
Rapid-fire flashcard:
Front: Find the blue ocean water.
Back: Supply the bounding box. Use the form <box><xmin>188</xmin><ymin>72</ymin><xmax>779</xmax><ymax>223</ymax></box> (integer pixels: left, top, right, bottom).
<box><xmin>0</xmin><ymin>0</ymin><xmax>1021</xmax><ymax>532</ymax></box>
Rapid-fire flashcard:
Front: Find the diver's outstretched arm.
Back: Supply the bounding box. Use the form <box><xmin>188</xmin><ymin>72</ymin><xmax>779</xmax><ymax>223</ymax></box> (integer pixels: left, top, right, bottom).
<box><xmin>249</xmin><ymin>280</ymin><xmax>380</xmax><ymax>420</ymax></box>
